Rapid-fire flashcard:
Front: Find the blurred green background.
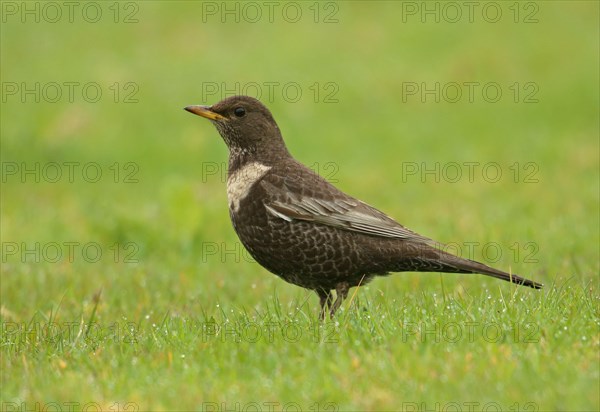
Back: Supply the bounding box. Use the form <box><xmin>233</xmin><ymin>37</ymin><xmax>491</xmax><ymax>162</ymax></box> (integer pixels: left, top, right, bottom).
<box><xmin>1</xmin><ymin>1</ymin><xmax>598</xmax><ymax>410</ymax></box>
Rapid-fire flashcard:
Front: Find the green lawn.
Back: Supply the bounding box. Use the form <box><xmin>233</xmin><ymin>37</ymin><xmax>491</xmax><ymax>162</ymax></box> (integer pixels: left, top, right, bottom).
<box><xmin>1</xmin><ymin>1</ymin><xmax>599</xmax><ymax>411</ymax></box>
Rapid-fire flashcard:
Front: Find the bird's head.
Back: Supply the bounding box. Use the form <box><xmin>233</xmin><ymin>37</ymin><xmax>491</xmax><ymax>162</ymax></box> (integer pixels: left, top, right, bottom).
<box><xmin>185</xmin><ymin>95</ymin><xmax>289</xmax><ymax>162</ymax></box>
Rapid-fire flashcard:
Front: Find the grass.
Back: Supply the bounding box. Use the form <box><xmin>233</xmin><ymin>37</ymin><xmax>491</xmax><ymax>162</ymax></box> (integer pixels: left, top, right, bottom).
<box><xmin>1</xmin><ymin>1</ymin><xmax>599</xmax><ymax>411</ymax></box>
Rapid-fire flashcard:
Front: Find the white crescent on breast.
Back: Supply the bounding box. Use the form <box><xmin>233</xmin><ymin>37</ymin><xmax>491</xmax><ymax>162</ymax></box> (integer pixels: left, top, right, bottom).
<box><xmin>226</xmin><ymin>162</ymin><xmax>271</xmax><ymax>212</ymax></box>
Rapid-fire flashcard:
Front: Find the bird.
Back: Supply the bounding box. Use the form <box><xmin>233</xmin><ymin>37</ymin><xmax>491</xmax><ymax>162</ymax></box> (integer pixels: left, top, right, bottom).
<box><xmin>184</xmin><ymin>96</ymin><xmax>542</xmax><ymax>318</ymax></box>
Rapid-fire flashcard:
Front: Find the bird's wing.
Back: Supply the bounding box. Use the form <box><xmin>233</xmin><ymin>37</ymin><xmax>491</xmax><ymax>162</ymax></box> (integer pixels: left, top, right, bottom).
<box><xmin>260</xmin><ymin>166</ymin><xmax>435</xmax><ymax>245</ymax></box>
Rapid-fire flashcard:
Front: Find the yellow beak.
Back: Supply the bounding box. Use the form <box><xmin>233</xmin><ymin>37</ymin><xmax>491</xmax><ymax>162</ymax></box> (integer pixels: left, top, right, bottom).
<box><xmin>184</xmin><ymin>105</ymin><xmax>226</xmax><ymax>121</ymax></box>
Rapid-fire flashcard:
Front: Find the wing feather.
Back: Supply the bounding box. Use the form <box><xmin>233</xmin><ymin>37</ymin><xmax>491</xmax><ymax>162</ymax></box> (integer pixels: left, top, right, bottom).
<box><xmin>260</xmin><ymin>177</ymin><xmax>434</xmax><ymax>244</ymax></box>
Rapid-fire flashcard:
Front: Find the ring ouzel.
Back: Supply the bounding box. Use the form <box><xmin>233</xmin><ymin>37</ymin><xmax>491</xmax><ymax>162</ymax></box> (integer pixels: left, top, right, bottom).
<box><xmin>185</xmin><ymin>96</ymin><xmax>542</xmax><ymax>318</ymax></box>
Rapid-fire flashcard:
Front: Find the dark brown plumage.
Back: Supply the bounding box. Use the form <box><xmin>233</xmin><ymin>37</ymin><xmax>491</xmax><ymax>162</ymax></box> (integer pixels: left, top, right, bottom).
<box><xmin>185</xmin><ymin>96</ymin><xmax>542</xmax><ymax>318</ymax></box>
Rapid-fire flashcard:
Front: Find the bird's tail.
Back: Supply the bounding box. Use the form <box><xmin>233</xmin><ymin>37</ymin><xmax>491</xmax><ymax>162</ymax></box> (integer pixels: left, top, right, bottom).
<box><xmin>450</xmin><ymin>256</ymin><xmax>543</xmax><ymax>289</ymax></box>
<box><xmin>413</xmin><ymin>245</ymin><xmax>543</xmax><ymax>289</ymax></box>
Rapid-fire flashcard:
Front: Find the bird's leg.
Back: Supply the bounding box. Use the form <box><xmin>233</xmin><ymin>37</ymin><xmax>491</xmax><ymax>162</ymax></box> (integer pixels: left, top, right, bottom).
<box><xmin>330</xmin><ymin>282</ymin><xmax>350</xmax><ymax>318</ymax></box>
<box><xmin>316</xmin><ymin>289</ymin><xmax>333</xmax><ymax>320</ymax></box>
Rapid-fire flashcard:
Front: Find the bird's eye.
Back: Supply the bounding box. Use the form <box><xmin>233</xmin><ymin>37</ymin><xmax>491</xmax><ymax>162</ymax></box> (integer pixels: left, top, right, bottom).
<box><xmin>234</xmin><ymin>107</ymin><xmax>246</xmax><ymax>117</ymax></box>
